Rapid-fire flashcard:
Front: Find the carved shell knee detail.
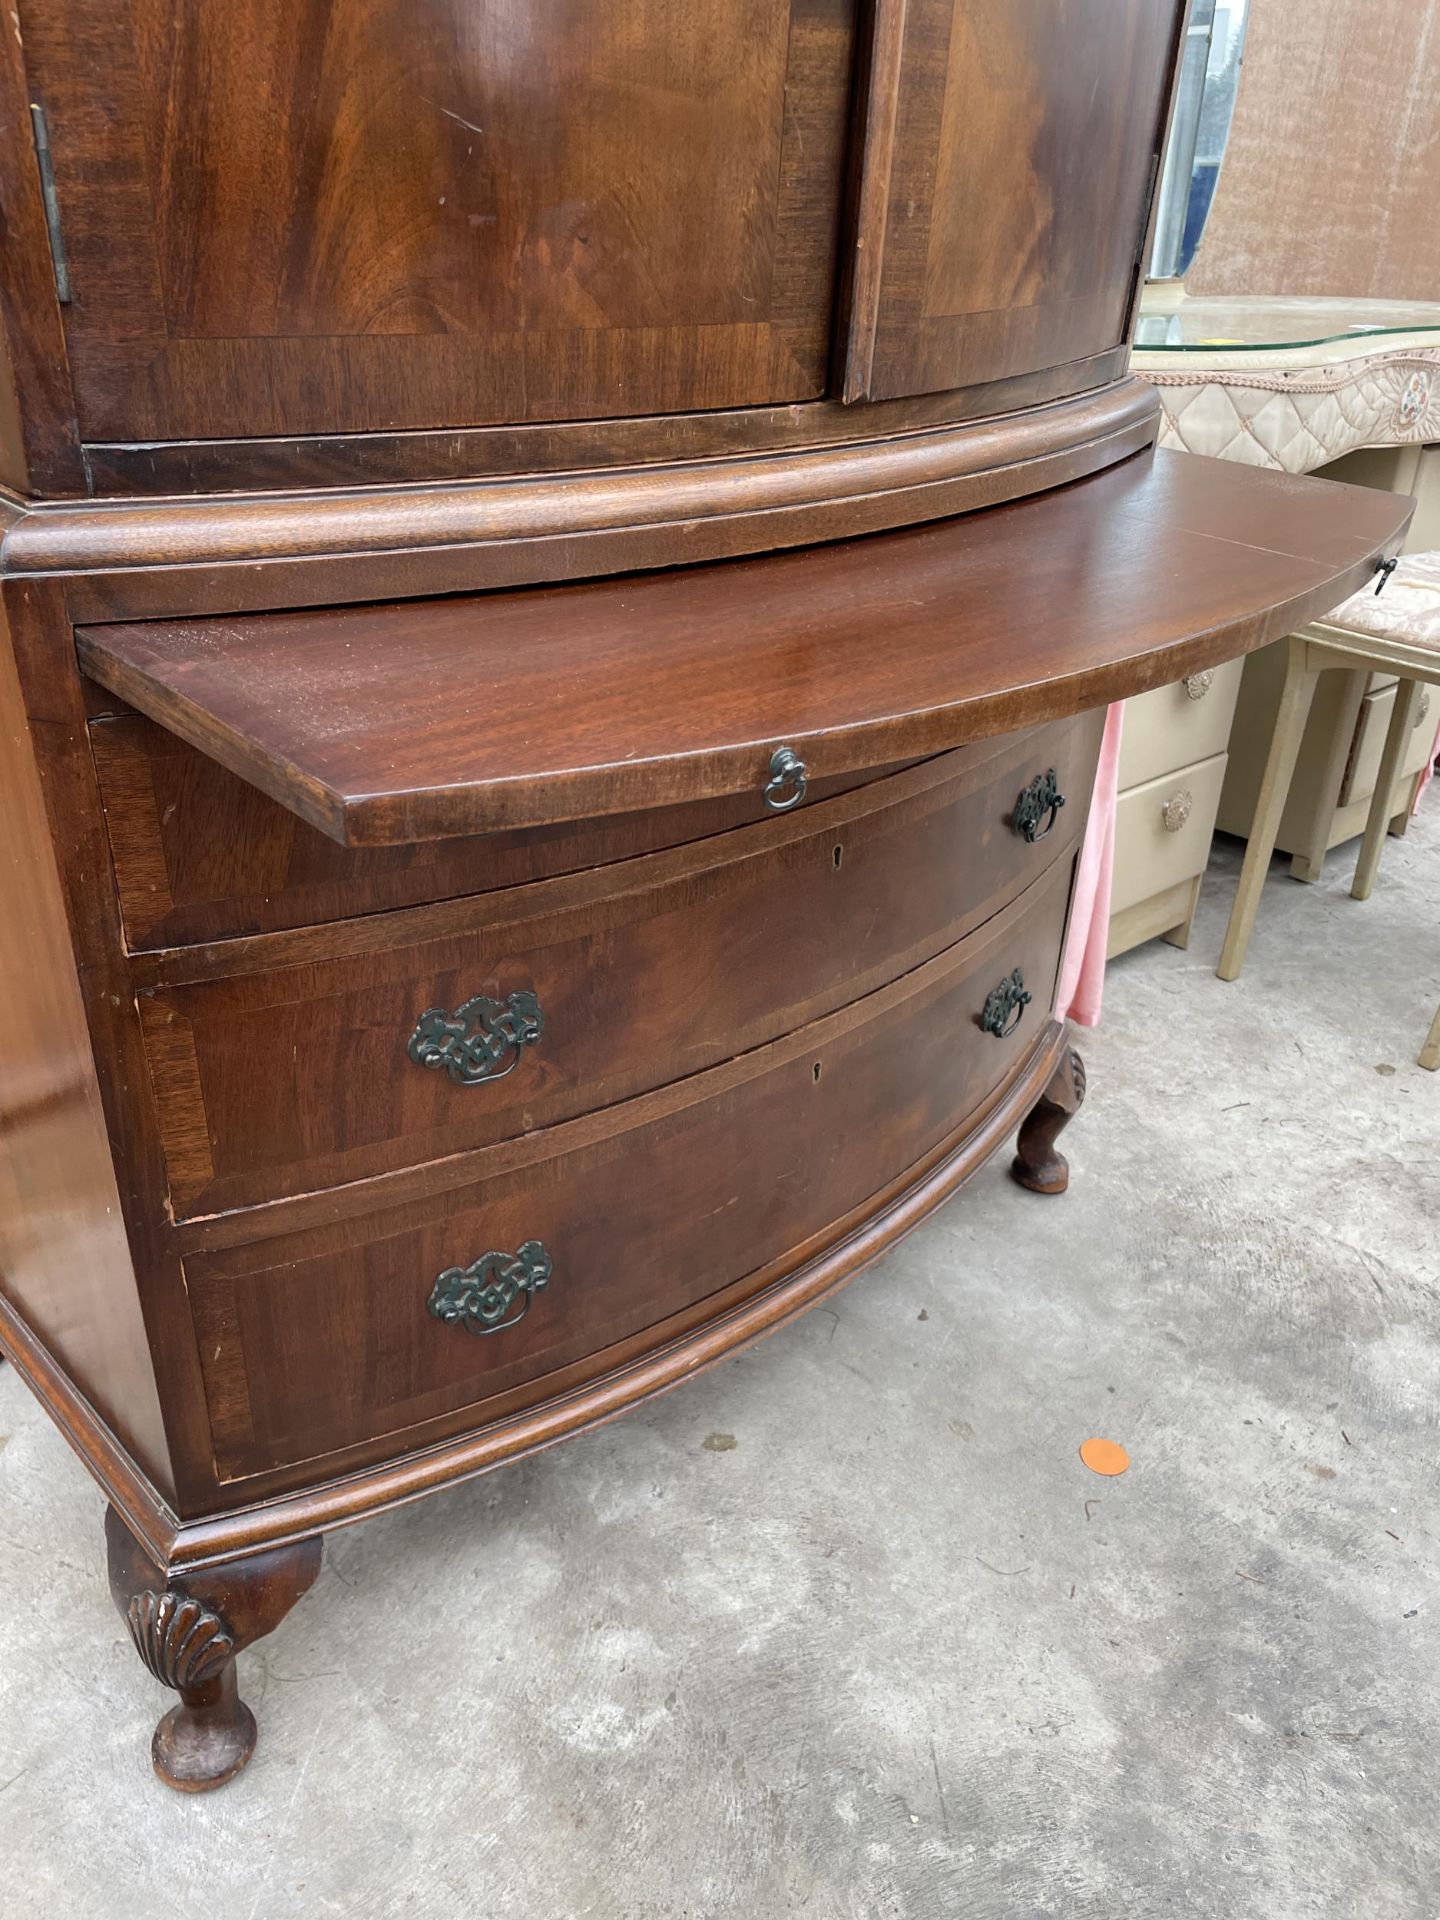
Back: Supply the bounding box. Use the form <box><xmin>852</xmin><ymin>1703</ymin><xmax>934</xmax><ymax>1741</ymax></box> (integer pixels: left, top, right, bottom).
<box><xmin>1070</xmin><ymin>1051</ymin><xmax>1087</xmax><ymax>1106</ymax></box>
<box><xmin>126</xmin><ymin>1590</ymin><xmax>234</xmax><ymax>1691</ymax></box>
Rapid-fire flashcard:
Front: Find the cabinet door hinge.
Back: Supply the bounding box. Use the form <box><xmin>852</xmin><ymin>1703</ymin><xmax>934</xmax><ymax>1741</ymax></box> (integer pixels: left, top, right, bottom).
<box><xmin>29</xmin><ymin>102</ymin><xmax>71</xmax><ymax>304</ymax></box>
<box><xmin>1124</xmin><ymin>146</ymin><xmax>1164</xmax><ymax>330</ymax></box>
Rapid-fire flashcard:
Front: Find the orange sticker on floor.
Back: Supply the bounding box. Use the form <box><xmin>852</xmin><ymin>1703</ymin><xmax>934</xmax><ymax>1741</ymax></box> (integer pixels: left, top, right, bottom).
<box><xmin>1080</xmin><ymin>1437</ymin><xmax>1130</xmax><ymax>1476</ymax></box>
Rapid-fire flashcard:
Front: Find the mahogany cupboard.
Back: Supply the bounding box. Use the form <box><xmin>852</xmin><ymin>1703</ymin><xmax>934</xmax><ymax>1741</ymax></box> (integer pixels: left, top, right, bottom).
<box><xmin>0</xmin><ymin>0</ymin><xmax>1410</xmax><ymax>1792</ymax></box>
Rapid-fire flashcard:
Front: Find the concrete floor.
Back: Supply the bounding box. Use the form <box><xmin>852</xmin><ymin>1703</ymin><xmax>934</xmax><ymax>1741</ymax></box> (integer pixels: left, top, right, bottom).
<box><xmin>1</xmin><ymin>823</ymin><xmax>1437</xmax><ymax>1919</ymax></box>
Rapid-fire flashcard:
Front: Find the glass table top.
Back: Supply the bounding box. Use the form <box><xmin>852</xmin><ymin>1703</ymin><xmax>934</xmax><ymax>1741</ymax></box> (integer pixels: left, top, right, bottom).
<box><xmin>1134</xmin><ymin>294</ymin><xmax>1440</xmax><ymax>353</ymax></box>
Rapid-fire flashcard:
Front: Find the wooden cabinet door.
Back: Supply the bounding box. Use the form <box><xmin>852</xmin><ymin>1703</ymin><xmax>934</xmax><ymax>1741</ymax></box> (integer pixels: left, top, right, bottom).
<box><xmin>19</xmin><ymin>0</ymin><xmax>854</xmax><ymax>442</ymax></box>
<box><xmin>843</xmin><ymin>0</ymin><xmax>1183</xmax><ymax>402</ymax></box>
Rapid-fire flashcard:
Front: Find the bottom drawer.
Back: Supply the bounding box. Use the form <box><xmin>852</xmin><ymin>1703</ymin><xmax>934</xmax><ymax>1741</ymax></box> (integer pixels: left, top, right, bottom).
<box><xmin>1338</xmin><ymin>681</ymin><xmax>1437</xmax><ymax>807</ymax></box>
<box><xmin>1111</xmin><ymin>752</ymin><xmax>1228</xmax><ymax>917</ymax></box>
<box><xmin>185</xmin><ymin>854</ymin><xmax>1075</xmax><ymax>1483</ymax></box>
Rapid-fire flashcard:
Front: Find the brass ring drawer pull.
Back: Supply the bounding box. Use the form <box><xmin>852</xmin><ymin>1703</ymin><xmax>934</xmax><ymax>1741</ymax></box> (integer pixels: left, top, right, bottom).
<box><xmin>1013</xmin><ymin>767</ymin><xmax>1065</xmax><ymax>842</ymax></box>
<box><xmin>1184</xmin><ymin>670</ymin><xmax>1214</xmax><ymax>701</ymax></box>
<box><xmin>1161</xmin><ymin>788</ymin><xmax>1194</xmax><ymax>833</ymax></box>
<box><xmin>763</xmin><ymin>745</ymin><xmax>808</xmax><ymax>812</ymax></box>
<box><xmin>408</xmin><ymin>989</ymin><xmax>543</xmax><ymax>1085</ymax></box>
<box><xmin>980</xmin><ymin>967</ymin><xmax>1031</xmax><ymax>1039</ymax></box>
<box><xmin>428</xmin><ymin>1240</ymin><xmax>552</xmax><ymax>1336</ymax></box>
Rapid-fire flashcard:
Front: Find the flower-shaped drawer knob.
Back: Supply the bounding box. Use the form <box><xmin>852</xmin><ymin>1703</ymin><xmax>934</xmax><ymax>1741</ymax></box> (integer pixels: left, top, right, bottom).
<box><xmin>1161</xmin><ymin>788</ymin><xmax>1194</xmax><ymax>834</ymax></box>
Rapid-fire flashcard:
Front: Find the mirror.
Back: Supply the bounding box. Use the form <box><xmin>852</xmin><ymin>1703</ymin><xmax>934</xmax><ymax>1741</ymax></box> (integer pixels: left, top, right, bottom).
<box><xmin>1149</xmin><ymin>0</ymin><xmax>1250</xmax><ymax>282</ymax></box>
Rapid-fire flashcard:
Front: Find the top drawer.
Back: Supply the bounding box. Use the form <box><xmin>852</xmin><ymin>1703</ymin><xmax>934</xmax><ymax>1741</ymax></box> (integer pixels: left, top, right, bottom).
<box><xmin>1119</xmin><ymin>657</ymin><xmax>1245</xmax><ymax>791</ymax></box>
<box><xmin>90</xmin><ymin>706</ymin><xmax>905</xmax><ymax>950</ymax></box>
<box><xmin>137</xmin><ymin>715</ymin><xmax>1100</xmax><ymax>1218</ymax></box>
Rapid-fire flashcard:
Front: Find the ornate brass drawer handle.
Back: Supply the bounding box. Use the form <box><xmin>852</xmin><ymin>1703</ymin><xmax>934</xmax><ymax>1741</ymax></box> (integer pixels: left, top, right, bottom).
<box><xmin>1184</xmin><ymin>670</ymin><xmax>1214</xmax><ymax>701</ymax></box>
<box><xmin>1161</xmin><ymin>788</ymin><xmax>1194</xmax><ymax>833</ymax></box>
<box><xmin>1013</xmin><ymin>767</ymin><xmax>1065</xmax><ymax>842</ymax></box>
<box><xmin>428</xmin><ymin>1240</ymin><xmax>553</xmax><ymax>1336</ymax></box>
<box><xmin>763</xmin><ymin>745</ymin><xmax>808</xmax><ymax>812</ymax></box>
<box><xmin>408</xmin><ymin>989</ymin><xmax>543</xmax><ymax>1086</ymax></box>
<box><xmin>980</xmin><ymin>968</ymin><xmax>1031</xmax><ymax>1039</ymax></box>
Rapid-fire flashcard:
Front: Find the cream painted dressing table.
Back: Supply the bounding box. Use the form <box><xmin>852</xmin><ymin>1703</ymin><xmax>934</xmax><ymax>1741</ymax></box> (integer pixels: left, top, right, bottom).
<box><xmin>1112</xmin><ymin>295</ymin><xmax>1440</xmax><ymax>948</ymax></box>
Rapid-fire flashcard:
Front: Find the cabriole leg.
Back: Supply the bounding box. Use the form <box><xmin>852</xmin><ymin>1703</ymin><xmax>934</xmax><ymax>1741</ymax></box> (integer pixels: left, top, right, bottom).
<box><xmin>105</xmin><ymin>1507</ymin><xmax>322</xmax><ymax>1793</ymax></box>
<box><xmin>1011</xmin><ymin>1043</ymin><xmax>1086</xmax><ymax>1195</ymax></box>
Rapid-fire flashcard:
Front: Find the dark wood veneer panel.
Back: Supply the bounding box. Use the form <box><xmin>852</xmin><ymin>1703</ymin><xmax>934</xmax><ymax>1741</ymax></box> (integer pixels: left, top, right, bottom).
<box><xmin>23</xmin><ymin>0</ymin><xmax>855</xmax><ymax>440</ymax></box>
<box><xmin>0</xmin><ymin>16</ymin><xmax>82</xmax><ymax>491</ymax></box>
<box><xmin>844</xmin><ymin>0</ymin><xmax>1183</xmax><ymax>401</ymax></box>
<box><xmin>138</xmin><ymin>717</ymin><xmax>1099</xmax><ymax>1216</ymax></box>
<box><xmin>185</xmin><ymin>857</ymin><xmax>1073</xmax><ymax>1481</ymax></box>
<box><xmin>90</xmin><ymin>709</ymin><xmax>910</xmax><ymax>950</ymax></box>
<box><xmin>0</xmin><ymin>589</ymin><xmax>170</xmax><ymax>1487</ymax></box>
<box><xmin>80</xmin><ymin>348</ymin><xmax>1131</xmax><ymax>497</ymax></box>
<box><xmin>77</xmin><ymin>450</ymin><xmax>1412</xmax><ymax>846</ymax></box>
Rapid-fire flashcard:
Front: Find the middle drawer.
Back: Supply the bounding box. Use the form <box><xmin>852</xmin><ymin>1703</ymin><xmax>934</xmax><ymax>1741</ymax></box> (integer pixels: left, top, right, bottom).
<box><xmin>138</xmin><ymin>713</ymin><xmax>1100</xmax><ymax>1218</ymax></box>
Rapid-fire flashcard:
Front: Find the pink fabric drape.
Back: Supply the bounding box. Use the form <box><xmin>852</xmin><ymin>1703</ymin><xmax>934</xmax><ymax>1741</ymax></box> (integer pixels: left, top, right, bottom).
<box><xmin>1055</xmin><ymin>702</ymin><xmax>1124</xmax><ymax>1028</ymax></box>
<box><xmin>1416</xmin><ymin>712</ymin><xmax>1440</xmax><ymax>808</ymax></box>
<box><xmin>1060</xmin><ymin>697</ymin><xmax>1436</xmax><ymax>1033</ymax></box>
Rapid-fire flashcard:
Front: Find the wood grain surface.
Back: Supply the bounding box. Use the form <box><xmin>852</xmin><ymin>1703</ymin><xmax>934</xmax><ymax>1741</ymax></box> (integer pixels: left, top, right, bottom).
<box><xmin>135</xmin><ymin>720</ymin><xmax>1098</xmax><ymax>1216</ymax></box>
<box><xmin>91</xmin><ymin>708</ymin><xmax>914</xmax><ymax>950</ymax></box>
<box><xmin>77</xmin><ymin>450</ymin><xmax>1412</xmax><ymax>845</ymax></box>
<box><xmin>184</xmin><ymin>857</ymin><xmax>1074</xmax><ymax>1483</ymax></box>
<box><xmin>79</xmin><ymin>349</ymin><xmax>1132</xmax><ymax>499</ymax></box>
<box><xmin>20</xmin><ymin>0</ymin><xmax>854</xmax><ymax>441</ymax></box>
<box><xmin>0</xmin><ymin>0</ymin><xmax>1417</xmax><ymax>1707</ymax></box>
<box><xmin>843</xmin><ymin>0</ymin><xmax>1183</xmax><ymax>400</ymax></box>
<box><xmin>0</xmin><ymin>11</ymin><xmax>82</xmax><ymax>492</ymax></box>
<box><xmin>0</xmin><ymin>593</ymin><xmax>170</xmax><ymax>1487</ymax></box>
<box><xmin>11</xmin><ymin>381</ymin><xmax>1160</xmax><ymax>621</ymax></box>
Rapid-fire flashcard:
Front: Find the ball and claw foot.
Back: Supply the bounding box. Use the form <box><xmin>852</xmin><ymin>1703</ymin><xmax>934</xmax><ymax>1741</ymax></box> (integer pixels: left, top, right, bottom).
<box><xmin>1011</xmin><ymin>1044</ymin><xmax>1086</xmax><ymax>1194</ymax></box>
<box><xmin>106</xmin><ymin>1507</ymin><xmax>322</xmax><ymax>1793</ymax></box>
